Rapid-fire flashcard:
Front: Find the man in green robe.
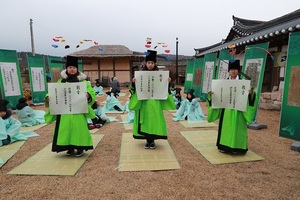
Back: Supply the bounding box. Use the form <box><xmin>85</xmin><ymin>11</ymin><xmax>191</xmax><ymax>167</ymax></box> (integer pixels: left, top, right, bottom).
<box><xmin>45</xmin><ymin>56</ymin><xmax>96</xmax><ymax>157</ymax></box>
<box><xmin>206</xmin><ymin>60</ymin><xmax>258</xmax><ymax>154</ymax></box>
<box><xmin>129</xmin><ymin>50</ymin><xmax>175</xmax><ymax>149</ymax></box>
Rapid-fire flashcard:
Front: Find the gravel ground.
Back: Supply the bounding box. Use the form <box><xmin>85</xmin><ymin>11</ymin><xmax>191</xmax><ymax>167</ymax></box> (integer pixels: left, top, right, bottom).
<box><xmin>0</xmin><ymin>89</ymin><xmax>299</xmax><ymax>200</ymax></box>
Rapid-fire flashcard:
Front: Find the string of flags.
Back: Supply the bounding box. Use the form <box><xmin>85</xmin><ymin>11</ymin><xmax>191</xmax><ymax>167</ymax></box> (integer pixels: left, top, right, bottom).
<box><xmin>144</xmin><ymin>37</ymin><xmax>172</xmax><ymax>60</ymax></box>
<box><xmin>51</xmin><ymin>36</ymin><xmax>102</xmax><ymax>51</ymax></box>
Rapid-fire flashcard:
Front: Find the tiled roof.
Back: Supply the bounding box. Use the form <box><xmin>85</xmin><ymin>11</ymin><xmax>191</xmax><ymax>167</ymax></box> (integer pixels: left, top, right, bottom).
<box><xmin>195</xmin><ymin>9</ymin><xmax>300</xmax><ymax>56</ymax></box>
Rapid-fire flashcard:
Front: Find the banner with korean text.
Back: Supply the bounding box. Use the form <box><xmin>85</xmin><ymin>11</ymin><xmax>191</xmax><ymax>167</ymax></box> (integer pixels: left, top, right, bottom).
<box><xmin>216</xmin><ymin>49</ymin><xmax>232</xmax><ymax>79</ymax></box>
<box><xmin>27</xmin><ymin>55</ymin><xmax>47</xmax><ymax>104</ymax></box>
<box><xmin>134</xmin><ymin>71</ymin><xmax>169</xmax><ymax>100</ymax></box>
<box><xmin>184</xmin><ymin>59</ymin><xmax>194</xmax><ymax>93</ymax></box>
<box><xmin>200</xmin><ymin>52</ymin><xmax>217</xmax><ymax>101</ymax></box>
<box><xmin>48</xmin><ymin>82</ymin><xmax>87</xmax><ymax>115</ymax></box>
<box><xmin>279</xmin><ymin>32</ymin><xmax>300</xmax><ymax>141</ymax></box>
<box><xmin>242</xmin><ymin>42</ymin><xmax>269</xmax><ymax>122</ymax></box>
<box><xmin>0</xmin><ymin>49</ymin><xmax>23</xmax><ymax>108</ymax></box>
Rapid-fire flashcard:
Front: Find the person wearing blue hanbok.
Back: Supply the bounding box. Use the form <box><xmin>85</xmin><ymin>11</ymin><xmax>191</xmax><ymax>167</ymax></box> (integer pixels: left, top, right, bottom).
<box><xmin>120</xmin><ymin>101</ymin><xmax>134</xmax><ymax>124</ymax></box>
<box><xmin>103</xmin><ymin>91</ymin><xmax>123</xmax><ymax>112</ymax></box>
<box><xmin>93</xmin><ymin>80</ymin><xmax>104</xmax><ymax>96</ymax></box>
<box><xmin>15</xmin><ymin>98</ymin><xmax>45</xmax><ymax>127</ymax></box>
<box><xmin>170</xmin><ymin>84</ymin><xmax>176</xmax><ymax>97</ymax></box>
<box><xmin>0</xmin><ymin>100</ymin><xmax>38</xmax><ymax>147</ymax></box>
<box><xmin>173</xmin><ymin>88</ymin><xmax>185</xmax><ymax>109</ymax></box>
<box><xmin>172</xmin><ymin>89</ymin><xmax>206</xmax><ymax>123</ymax></box>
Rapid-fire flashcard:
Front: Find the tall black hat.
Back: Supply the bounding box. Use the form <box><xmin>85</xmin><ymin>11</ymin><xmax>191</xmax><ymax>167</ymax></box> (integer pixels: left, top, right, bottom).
<box><xmin>95</xmin><ymin>79</ymin><xmax>101</xmax><ymax>85</ymax></box>
<box><xmin>66</xmin><ymin>56</ymin><xmax>78</xmax><ymax>68</ymax></box>
<box><xmin>187</xmin><ymin>89</ymin><xmax>195</xmax><ymax>95</ymax></box>
<box><xmin>0</xmin><ymin>99</ymin><xmax>9</xmax><ymax>112</ymax></box>
<box><xmin>228</xmin><ymin>60</ymin><xmax>240</xmax><ymax>71</ymax></box>
<box><xmin>145</xmin><ymin>50</ymin><xmax>157</xmax><ymax>63</ymax></box>
<box><xmin>18</xmin><ymin>97</ymin><xmax>27</xmax><ymax>104</ymax></box>
<box><xmin>175</xmin><ymin>88</ymin><xmax>182</xmax><ymax>95</ymax></box>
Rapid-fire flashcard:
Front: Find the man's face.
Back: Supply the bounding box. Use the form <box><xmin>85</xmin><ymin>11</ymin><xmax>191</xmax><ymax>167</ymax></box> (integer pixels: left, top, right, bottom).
<box><xmin>67</xmin><ymin>66</ymin><xmax>78</xmax><ymax>75</ymax></box>
<box><xmin>146</xmin><ymin>61</ymin><xmax>155</xmax><ymax>70</ymax></box>
<box><xmin>0</xmin><ymin>111</ymin><xmax>6</xmax><ymax>117</ymax></box>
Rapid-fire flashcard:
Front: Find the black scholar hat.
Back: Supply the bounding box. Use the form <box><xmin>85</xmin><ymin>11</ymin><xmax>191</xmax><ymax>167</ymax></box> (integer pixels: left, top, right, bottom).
<box><xmin>66</xmin><ymin>56</ymin><xmax>78</xmax><ymax>68</ymax></box>
<box><xmin>228</xmin><ymin>60</ymin><xmax>240</xmax><ymax>71</ymax></box>
<box><xmin>145</xmin><ymin>50</ymin><xmax>157</xmax><ymax>63</ymax></box>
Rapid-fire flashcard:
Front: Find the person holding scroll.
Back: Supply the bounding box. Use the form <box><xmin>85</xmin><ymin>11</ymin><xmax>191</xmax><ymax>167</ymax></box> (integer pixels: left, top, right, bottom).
<box><xmin>44</xmin><ymin>56</ymin><xmax>96</xmax><ymax>157</ymax></box>
<box><xmin>129</xmin><ymin>50</ymin><xmax>175</xmax><ymax>149</ymax></box>
<box><xmin>206</xmin><ymin>60</ymin><xmax>258</xmax><ymax>154</ymax></box>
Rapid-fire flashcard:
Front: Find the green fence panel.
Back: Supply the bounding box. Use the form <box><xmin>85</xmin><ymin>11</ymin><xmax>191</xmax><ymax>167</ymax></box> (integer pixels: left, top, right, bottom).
<box><xmin>184</xmin><ymin>59</ymin><xmax>195</xmax><ymax>93</ymax></box>
<box><xmin>47</xmin><ymin>56</ymin><xmax>63</xmax><ymax>83</ymax></box>
<box><xmin>28</xmin><ymin>55</ymin><xmax>47</xmax><ymax>104</ymax></box>
<box><xmin>0</xmin><ymin>49</ymin><xmax>23</xmax><ymax>108</ymax></box>
<box><xmin>192</xmin><ymin>57</ymin><xmax>204</xmax><ymax>98</ymax></box>
<box><xmin>279</xmin><ymin>32</ymin><xmax>300</xmax><ymax>141</ymax></box>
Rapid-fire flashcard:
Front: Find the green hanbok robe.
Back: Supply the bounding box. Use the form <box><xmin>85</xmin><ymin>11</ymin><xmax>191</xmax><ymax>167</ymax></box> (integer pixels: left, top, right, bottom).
<box><xmin>206</xmin><ymin>92</ymin><xmax>258</xmax><ymax>153</ymax></box>
<box><xmin>44</xmin><ymin>71</ymin><xmax>96</xmax><ymax>153</ymax></box>
<box><xmin>129</xmin><ymin>85</ymin><xmax>175</xmax><ymax>140</ymax></box>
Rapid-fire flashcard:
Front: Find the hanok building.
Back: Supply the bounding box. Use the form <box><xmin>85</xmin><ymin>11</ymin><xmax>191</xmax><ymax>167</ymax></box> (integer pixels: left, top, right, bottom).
<box><xmin>194</xmin><ymin>9</ymin><xmax>300</xmax><ymax>93</ymax></box>
<box><xmin>70</xmin><ymin>45</ymin><xmax>192</xmax><ymax>86</ymax></box>
<box><xmin>69</xmin><ymin>45</ymin><xmax>145</xmax><ymax>87</ymax></box>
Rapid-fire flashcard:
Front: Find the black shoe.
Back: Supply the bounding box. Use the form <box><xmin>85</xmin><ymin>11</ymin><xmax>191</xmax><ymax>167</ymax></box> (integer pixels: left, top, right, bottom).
<box><xmin>76</xmin><ymin>149</ymin><xmax>84</xmax><ymax>157</ymax></box>
<box><xmin>95</xmin><ymin>124</ymin><xmax>102</xmax><ymax>128</ymax></box>
<box><xmin>144</xmin><ymin>142</ymin><xmax>150</xmax><ymax>149</ymax></box>
<box><xmin>66</xmin><ymin>149</ymin><xmax>74</xmax><ymax>156</ymax></box>
<box><xmin>88</xmin><ymin>124</ymin><xmax>95</xmax><ymax>130</ymax></box>
<box><xmin>150</xmin><ymin>142</ymin><xmax>156</xmax><ymax>149</ymax></box>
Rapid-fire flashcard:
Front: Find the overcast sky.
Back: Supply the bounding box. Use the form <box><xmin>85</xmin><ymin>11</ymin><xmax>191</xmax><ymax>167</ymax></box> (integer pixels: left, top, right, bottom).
<box><xmin>1</xmin><ymin>0</ymin><xmax>299</xmax><ymax>57</ymax></box>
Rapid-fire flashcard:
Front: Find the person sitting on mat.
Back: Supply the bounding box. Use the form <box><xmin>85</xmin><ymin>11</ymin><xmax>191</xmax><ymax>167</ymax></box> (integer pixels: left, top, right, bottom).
<box><xmin>172</xmin><ymin>89</ymin><xmax>206</xmax><ymax>123</ymax></box>
<box><xmin>0</xmin><ymin>99</ymin><xmax>38</xmax><ymax>147</ymax></box>
<box><xmin>15</xmin><ymin>97</ymin><xmax>46</xmax><ymax>127</ymax></box>
<box><xmin>103</xmin><ymin>91</ymin><xmax>123</xmax><ymax>112</ymax></box>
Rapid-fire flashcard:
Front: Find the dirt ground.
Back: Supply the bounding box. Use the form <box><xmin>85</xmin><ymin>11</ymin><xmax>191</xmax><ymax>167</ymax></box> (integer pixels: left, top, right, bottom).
<box><xmin>1</xmin><ymin>88</ymin><xmax>299</xmax><ymax>200</ymax></box>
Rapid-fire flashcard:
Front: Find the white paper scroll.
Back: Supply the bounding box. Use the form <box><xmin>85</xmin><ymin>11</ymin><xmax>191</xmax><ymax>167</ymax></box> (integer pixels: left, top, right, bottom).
<box><xmin>211</xmin><ymin>79</ymin><xmax>250</xmax><ymax>112</ymax></box>
<box><xmin>48</xmin><ymin>82</ymin><xmax>88</xmax><ymax>115</ymax></box>
<box><xmin>0</xmin><ymin>62</ymin><xmax>21</xmax><ymax>96</ymax></box>
<box><xmin>134</xmin><ymin>71</ymin><xmax>169</xmax><ymax>100</ymax></box>
<box><xmin>31</xmin><ymin>67</ymin><xmax>45</xmax><ymax>92</ymax></box>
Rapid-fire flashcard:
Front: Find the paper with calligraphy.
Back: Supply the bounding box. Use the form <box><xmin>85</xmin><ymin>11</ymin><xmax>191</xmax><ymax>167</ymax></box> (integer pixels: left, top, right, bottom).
<box><xmin>31</xmin><ymin>67</ymin><xmax>45</xmax><ymax>92</ymax></box>
<box><xmin>0</xmin><ymin>62</ymin><xmax>21</xmax><ymax>96</ymax></box>
<box><xmin>287</xmin><ymin>66</ymin><xmax>300</xmax><ymax>106</ymax></box>
<box><xmin>134</xmin><ymin>71</ymin><xmax>169</xmax><ymax>100</ymax></box>
<box><xmin>48</xmin><ymin>82</ymin><xmax>88</xmax><ymax>115</ymax></box>
<box><xmin>202</xmin><ymin>61</ymin><xmax>214</xmax><ymax>93</ymax></box>
<box><xmin>211</xmin><ymin>80</ymin><xmax>250</xmax><ymax>112</ymax></box>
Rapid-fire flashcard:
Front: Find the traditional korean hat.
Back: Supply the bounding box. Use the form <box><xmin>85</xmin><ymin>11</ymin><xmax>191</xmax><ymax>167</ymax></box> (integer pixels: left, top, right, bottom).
<box><xmin>0</xmin><ymin>99</ymin><xmax>9</xmax><ymax>112</ymax></box>
<box><xmin>95</xmin><ymin>79</ymin><xmax>101</xmax><ymax>85</ymax></box>
<box><xmin>18</xmin><ymin>97</ymin><xmax>27</xmax><ymax>104</ymax></box>
<box><xmin>51</xmin><ymin>56</ymin><xmax>90</xmax><ymax>68</ymax></box>
<box><xmin>187</xmin><ymin>89</ymin><xmax>195</xmax><ymax>98</ymax></box>
<box><xmin>66</xmin><ymin>56</ymin><xmax>78</xmax><ymax>68</ymax></box>
<box><xmin>145</xmin><ymin>50</ymin><xmax>157</xmax><ymax>63</ymax></box>
<box><xmin>175</xmin><ymin>88</ymin><xmax>182</xmax><ymax>95</ymax></box>
<box><xmin>228</xmin><ymin>60</ymin><xmax>241</xmax><ymax>71</ymax></box>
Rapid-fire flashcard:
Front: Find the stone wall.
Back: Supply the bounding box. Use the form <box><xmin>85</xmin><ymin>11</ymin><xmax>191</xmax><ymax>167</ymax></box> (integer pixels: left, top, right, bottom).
<box><xmin>259</xmin><ymin>90</ymin><xmax>282</xmax><ymax>111</ymax></box>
